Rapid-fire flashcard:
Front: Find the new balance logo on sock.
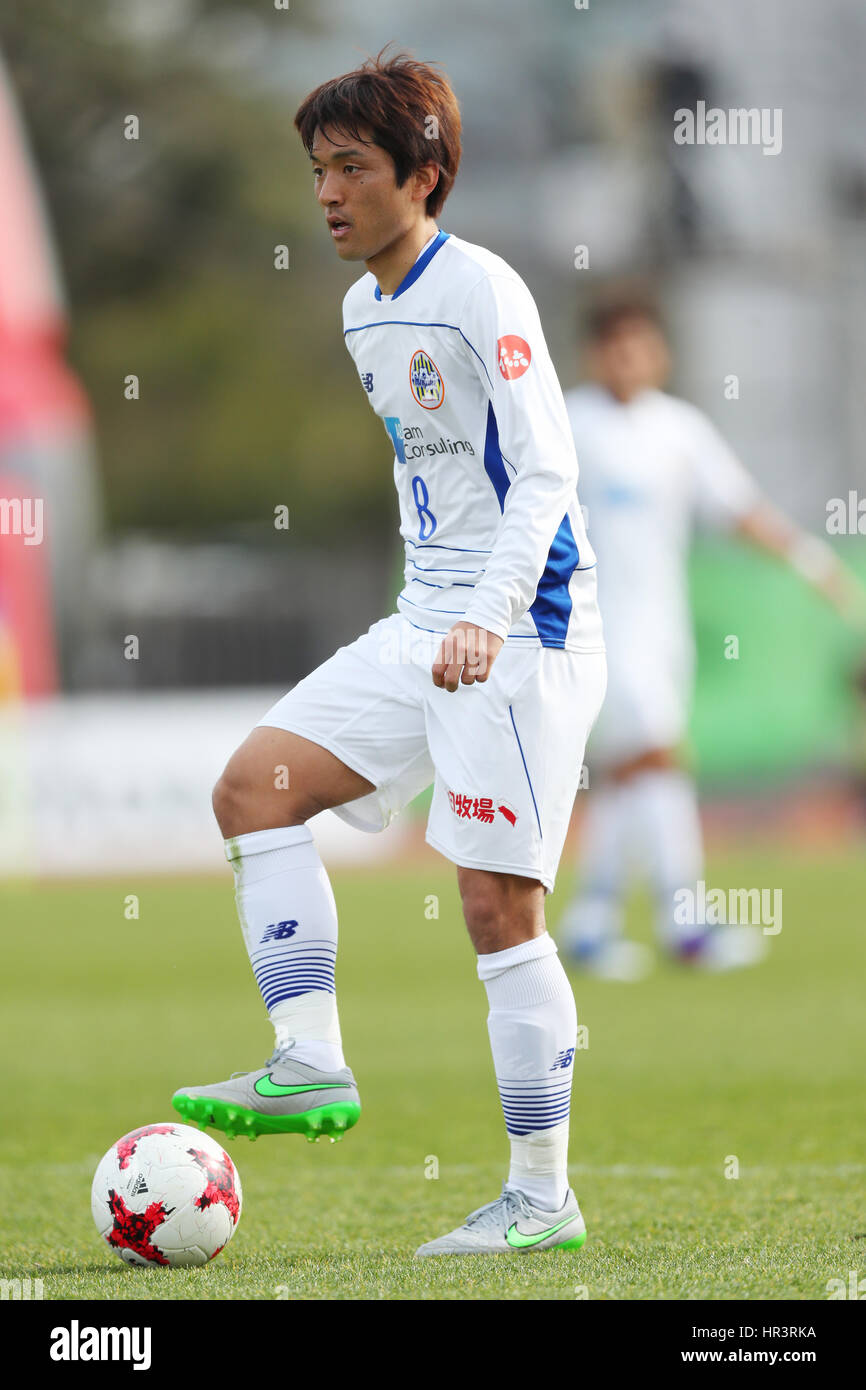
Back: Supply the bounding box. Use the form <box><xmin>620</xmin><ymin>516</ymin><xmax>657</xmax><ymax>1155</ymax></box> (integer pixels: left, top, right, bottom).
<box><xmin>261</xmin><ymin>920</ymin><xmax>298</xmax><ymax>942</ymax></box>
<box><xmin>549</xmin><ymin>1048</ymin><xmax>574</xmax><ymax>1071</ymax></box>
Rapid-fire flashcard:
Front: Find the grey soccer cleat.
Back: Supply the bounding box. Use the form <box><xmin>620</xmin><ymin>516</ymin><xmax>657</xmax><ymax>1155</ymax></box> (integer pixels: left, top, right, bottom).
<box><xmin>415</xmin><ymin>1185</ymin><xmax>586</xmax><ymax>1257</ymax></box>
<box><xmin>171</xmin><ymin>1044</ymin><xmax>360</xmax><ymax>1142</ymax></box>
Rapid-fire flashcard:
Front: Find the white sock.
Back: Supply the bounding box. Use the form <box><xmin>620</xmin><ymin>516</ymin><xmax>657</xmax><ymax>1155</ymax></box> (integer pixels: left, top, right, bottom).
<box><xmin>625</xmin><ymin>770</ymin><xmax>704</xmax><ymax>948</ymax></box>
<box><xmin>477</xmin><ymin>933</ymin><xmax>576</xmax><ymax>1211</ymax></box>
<box><xmin>225</xmin><ymin>824</ymin><xmax>346</xmax><ymax>1071</ymax></box>
<box><xmin>562</xmin><ymin>782</ymin><xmax>632</xmax><ymax>950</ymax></box>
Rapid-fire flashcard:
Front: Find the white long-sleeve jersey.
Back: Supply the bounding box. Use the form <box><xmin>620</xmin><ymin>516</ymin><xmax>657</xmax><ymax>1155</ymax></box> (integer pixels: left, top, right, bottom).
<box><xmin>342</xmin><ymin>230</ymin><xmax>604</xmax><ymax>652</ymax></box>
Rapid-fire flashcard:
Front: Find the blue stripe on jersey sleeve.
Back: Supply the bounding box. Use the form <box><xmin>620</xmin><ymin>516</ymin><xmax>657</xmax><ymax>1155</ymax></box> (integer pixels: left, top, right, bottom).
<box><xmin>529</xmin><ymin>513</ymin><xmax>580</xmax><ymax>646</ymax></box>
<box><xmin>481</xmin><ymin>400</ymin><xmax>581</xmax><ymax>647</ymax></box>
<box><xmin>483</xmin><ymin>401</ymin><xmax>509</xmax><ymax>512</ymax></box>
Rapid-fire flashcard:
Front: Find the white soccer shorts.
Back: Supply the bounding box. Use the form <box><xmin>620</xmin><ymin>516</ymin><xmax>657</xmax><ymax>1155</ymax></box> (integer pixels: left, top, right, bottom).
<box><xmin>258</xmin><ymin>612</ymin><xmax>606</xmax><ymax>893</ymax></box>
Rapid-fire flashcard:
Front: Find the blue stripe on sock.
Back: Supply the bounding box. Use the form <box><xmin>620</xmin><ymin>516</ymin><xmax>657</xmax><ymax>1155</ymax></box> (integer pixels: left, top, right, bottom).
<box><xmin>250</xmin><ymin>936</ymin><xmax>337</xmax><ymax>1012</ymax></box>
<box><xmin>498</xmin><ymin>1075</ymin><xmax>572</xmax><ymax>1136</ymax></box>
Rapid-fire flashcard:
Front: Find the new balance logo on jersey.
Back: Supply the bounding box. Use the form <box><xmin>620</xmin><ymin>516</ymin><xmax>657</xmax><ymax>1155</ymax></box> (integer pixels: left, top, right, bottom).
<box><xmin>261</xmin><ymin>920</ymin><xmax>298</xmax><ymax>942</ymax></box>
<box><xmin>360</xmin><ymin>371</ymin><xmax>374</xmax><ymax>393</ymax></box>
<box><xmin>550</xmin><ymin>1048</ymin><xmax>575</xmax><ymax>1071</ymax></box>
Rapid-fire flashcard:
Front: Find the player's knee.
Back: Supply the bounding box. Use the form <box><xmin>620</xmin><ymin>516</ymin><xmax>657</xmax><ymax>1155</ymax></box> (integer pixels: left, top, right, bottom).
<box><xmin>210</xmin><ymin>770</ymin><xmax>287</xmax><ymax>838</ymax></box>
<box><xmin>211</xmin><ymin>770</ymin><xmax>250</xmax><ymax>837</ymax></box>
<box><xmin>212</xmin><ymin>758</ymin><xmax>316</xmax><ymax>838</ymax></box>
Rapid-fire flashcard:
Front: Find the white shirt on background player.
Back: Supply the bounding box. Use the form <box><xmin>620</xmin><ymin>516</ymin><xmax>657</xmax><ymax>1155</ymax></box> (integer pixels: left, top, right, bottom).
<box><xmin>563</xmin><ymin>383</ymin><xmax>760</xmax><ymax>758</ymax></box>
<box><xmin>342</xmin><ymin>229</ymin><xmax>604</xmax><ymax>654</ymax></box>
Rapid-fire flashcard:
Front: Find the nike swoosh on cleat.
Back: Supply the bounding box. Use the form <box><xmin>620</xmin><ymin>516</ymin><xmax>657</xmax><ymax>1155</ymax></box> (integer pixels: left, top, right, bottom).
<box><xmin>253</xmin><ymin>1075</ymin><xmax>351</xmax><ymax>1098</ymax></box>
<box><xmin>505</xmin><ymin>1216</ymin><xmax>579</xmax><ymax>1249</ymax></box>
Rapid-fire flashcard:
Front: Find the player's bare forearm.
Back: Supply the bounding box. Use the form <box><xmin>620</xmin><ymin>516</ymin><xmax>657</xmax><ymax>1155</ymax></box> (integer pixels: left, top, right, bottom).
<box><xmin>431</xmin><ymin>621</ymin><xmax>504</xmax><ymax>693</ymax></box>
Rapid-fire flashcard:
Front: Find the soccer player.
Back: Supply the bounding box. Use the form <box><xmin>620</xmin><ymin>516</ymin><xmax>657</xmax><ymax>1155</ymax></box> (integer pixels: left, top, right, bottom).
<box><xmin>172</xmin><ymin>51</ymin><xmax>607</xmax><ymax>1257</ymax></box>
<box><xmin>558</xmin><ymin>296</ymin><xmax>864</xmax><ymax>979</ymax></box>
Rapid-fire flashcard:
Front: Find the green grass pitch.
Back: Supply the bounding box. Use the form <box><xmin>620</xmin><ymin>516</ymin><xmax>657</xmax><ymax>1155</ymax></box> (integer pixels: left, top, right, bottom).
<box><xmin>1</xmin><ymin>846</ymin><xmax>864</xmax><ymax>1301</ymax></box>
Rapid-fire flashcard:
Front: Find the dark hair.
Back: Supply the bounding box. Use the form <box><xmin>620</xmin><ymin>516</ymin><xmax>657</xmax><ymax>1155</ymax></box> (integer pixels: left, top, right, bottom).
<box><xmin>585</xmin><ymin>292</ymin><xmax>665</xmax><ymax>342</ymax></box>
<box><xmin>294</xmin><ymin>46</ymin><xmax>462</xmax><ymax>218</ymax></box>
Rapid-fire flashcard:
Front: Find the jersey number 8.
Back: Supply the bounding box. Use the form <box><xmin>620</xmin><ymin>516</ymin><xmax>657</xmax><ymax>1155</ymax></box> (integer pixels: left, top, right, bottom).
<box><xmin>411</xmin><ymin>474</ymin><xmax>437</xmax><ymax>540</ymax></box>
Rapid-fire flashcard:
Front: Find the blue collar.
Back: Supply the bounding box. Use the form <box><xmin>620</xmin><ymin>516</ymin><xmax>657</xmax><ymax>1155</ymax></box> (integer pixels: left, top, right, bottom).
<box><xmin>374</xmin><ymin>229</ymin><xmax>450</xmax><ymax>302</ymax></box>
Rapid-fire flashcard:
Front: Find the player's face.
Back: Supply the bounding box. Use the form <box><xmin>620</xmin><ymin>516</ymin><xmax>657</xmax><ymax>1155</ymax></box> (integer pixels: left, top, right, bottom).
<box><xmin>589</xmin><ymin>319</ymin><xmax>670</xmax><ymax>402</ymax></box>
<box><xmin>310</xmin><ymin>126</ymin><xmax>428</xmax><ymax>263</ymax></box>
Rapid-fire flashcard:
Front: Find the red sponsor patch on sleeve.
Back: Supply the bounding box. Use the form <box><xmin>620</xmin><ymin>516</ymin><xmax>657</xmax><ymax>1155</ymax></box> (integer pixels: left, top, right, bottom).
<box><xmin>497</xmin><ymin>335</ymin><xmax>531</xmax><ymax>380</ymax></box>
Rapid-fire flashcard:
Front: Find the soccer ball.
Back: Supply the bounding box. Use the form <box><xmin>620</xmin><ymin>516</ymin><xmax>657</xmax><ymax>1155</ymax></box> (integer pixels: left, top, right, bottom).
<box><xmin>91</xmin><ymin>1122</ymin><xmax>242</xmax><ymax>1267</ymax></box>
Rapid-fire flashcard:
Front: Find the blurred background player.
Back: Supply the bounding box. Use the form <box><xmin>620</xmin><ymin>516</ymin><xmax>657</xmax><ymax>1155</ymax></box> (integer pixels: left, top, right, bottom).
<box><xmin>558</xmin><ymin>296</ymin><xmax>866</xmax><ymax>979</ymax></box>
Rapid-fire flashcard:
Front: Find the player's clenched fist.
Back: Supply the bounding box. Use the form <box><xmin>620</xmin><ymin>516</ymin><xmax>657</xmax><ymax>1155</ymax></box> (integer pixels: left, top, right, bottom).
<box><xmin>432</xmin><ymin>621</ymin><xmax>504</xmax><ymax>692</ymax></box>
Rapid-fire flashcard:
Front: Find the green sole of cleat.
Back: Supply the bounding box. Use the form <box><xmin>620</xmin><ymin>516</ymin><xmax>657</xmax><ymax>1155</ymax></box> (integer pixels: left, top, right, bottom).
<box><xmin>557</xmin><ymin>1231</ymin><xmax>587</xmax><ymax>1252</ymax></box>
<box><xmin>172</xmin><ymin>1093</ymin><xmax>360</xmax><ymax>1141</ymax></box>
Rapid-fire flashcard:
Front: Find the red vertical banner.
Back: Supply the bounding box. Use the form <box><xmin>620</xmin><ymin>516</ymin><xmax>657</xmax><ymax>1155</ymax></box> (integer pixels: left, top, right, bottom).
<box><xmin>0</xmin><ymin>51</ymin><xmax>94</xmax><ymax>702</ymax></box>
<box><xmin>0</xmin><ymin>471</ymin><xmax>57</xmax><ymax>696</ymax></box>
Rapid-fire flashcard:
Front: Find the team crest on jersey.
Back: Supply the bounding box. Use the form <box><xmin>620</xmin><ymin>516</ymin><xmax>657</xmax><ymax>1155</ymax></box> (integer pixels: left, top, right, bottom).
<box><xmin>497</xmin><ymin>335</ymin><xmax>532</xmax><ymax>381</ymax></box>
<box><xmin>409</xmin><ymin>349</ymin><xmax>445</xmax><ymax>409</ymax></box>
